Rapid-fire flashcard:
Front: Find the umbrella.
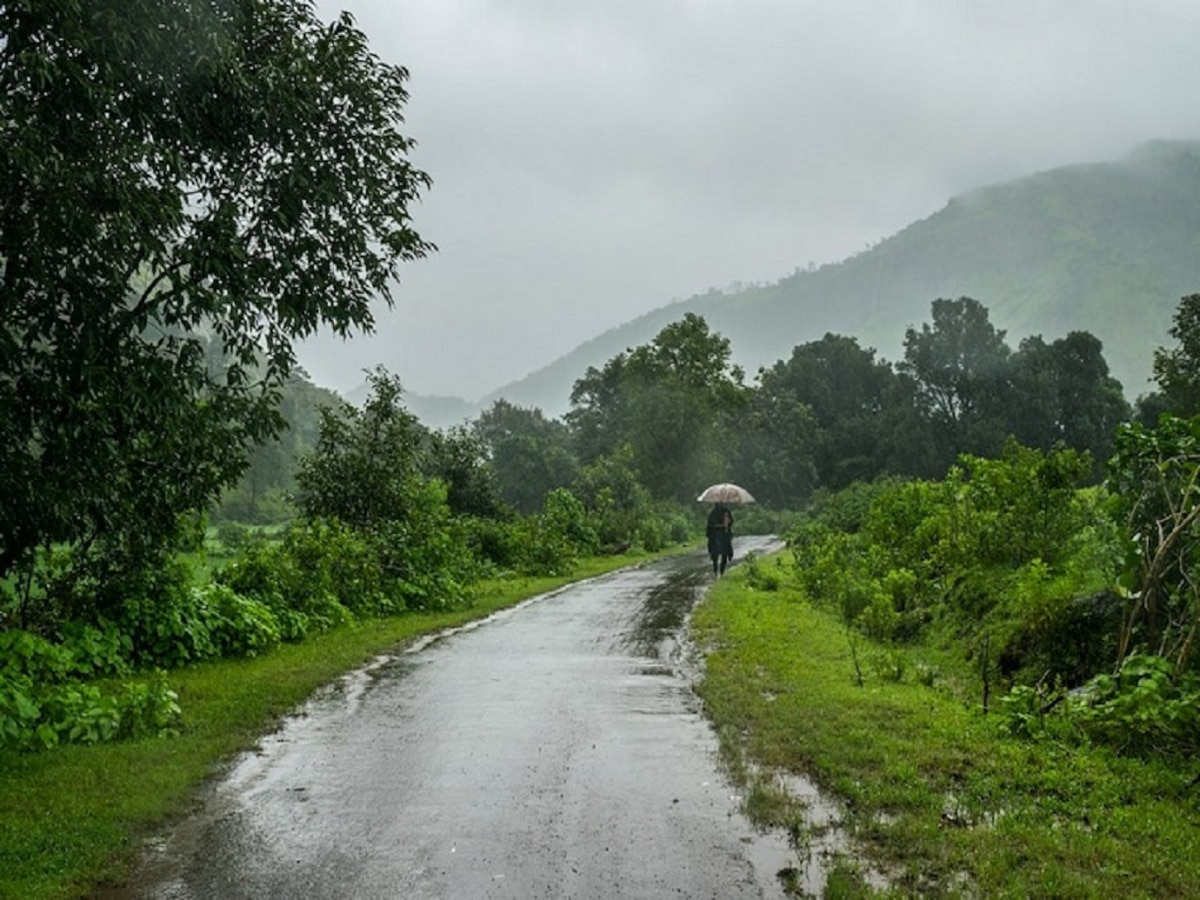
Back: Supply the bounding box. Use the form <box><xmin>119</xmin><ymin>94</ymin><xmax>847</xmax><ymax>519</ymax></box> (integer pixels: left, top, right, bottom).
<box><xmin>697</xmin><ymin>482</ymin><xmax>755</xmax><ymax>504</ymax></box>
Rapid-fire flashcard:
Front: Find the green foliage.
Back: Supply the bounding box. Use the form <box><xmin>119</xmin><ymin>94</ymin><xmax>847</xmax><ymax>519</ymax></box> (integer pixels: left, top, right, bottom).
<box><xmin>571</xmin><ymin>444</ymin><xmax>655</xmax><ymax>549</ymax></box>
<box><xmin>1001</xmin><ymin>651</ymin><xmax>1200</xmax><ymax>756</ymax></box>
<box><xmin>791</xmin><ymin>442</ymin><xmax>1122</xmax><ymax>696</ymax></box>
<box><xmin>1070</xmin><ymin>653</ymin><xmax>1200</xmax><ymax>754</ymax></box>
<box><xmin>996</xmin><ymin>681</ymin><xmax>1068</xmax><ymax>741</ymax></box>
<box><xmin>0</xmin><ymin>0</ymin><xmax>432</xmax><ymax>609</ymax></box>
<box><xmin>1009</xmin><ymin>331</ymin><xmax>1130</xmax><ymax>472</ymax></box>
<box><xmin>745</xmin><ymin>335</ymin><xmax>931</xmax><ymax>503</ymax></box>
<box><xmin>473</xmin><ymin>400</ymin><xmax>578</xmax><ymax>514</ymax></box>
<box><xmin>858</xmin><ymin>593</ymin><xmax>901</xmax><ymax>643</ymax></box>
<box><xmin>1108</xmin><ymin>415</ymin><xmax>1200</xmax><ymax>671</ymax></box>
<box><xmin>370</xmin><ymin>483</ymin><xmax>479</xmax><ymax>612</ymax></box>
<box><xmin>58</xmin><ymin>620</ymin><xmax>134</xmax><ymax>679</ymax></box>
<box><xmin>219</xmin><ymin>525</ymin><xmax>361</xmax><ymax>640</ymax></box>
<box><xmin>511</xmin><ymin>514</ymin><xmax>578</xmax><ymax>577</ymax></box>
<box><xmin>568</xmin><ymin>314</ymin><xmax>747</xmax><ymax>502</ymax></box>
<box><xmin>295</xmin><ymin>368</ymin><xmax>428</xmax><ymax>528</ymax></box>
<box><xmin>286</xmin><ymin>372</ymin><xmax>480</xmax><ymax>612</ymax></box>
<box><xmin>899</xmin><ymin>296</ymin><xmax>1013</xmax><ymax>462</ymax></box>
<box><xmin>1152</xmin><ymin>293</ymin><xmax>1200</xmax><ymax>416</ymax></box>
<box><xmin>213</xmin><ymin>374</ymin><xmax>346</xmax><ymax>524</ymax></box>
<box><xmin>738</xmin><ymin>553</ymin><xmax>785</xmax><ymax>592</ymax></box>
<box><xmin>423</xmin><ymin>426</ymin><xmax>506</xmax><ymax>518</ymax></box>
<box><xmin>696</xmin><ymin>552</ymin><xmax>1200</xmax><ymax>895</ymax></box>
<box><xmin>459</xmin><ymin>515</ymin><xmax>523</xmax><ymax>572</ymax></box>
<box><xmin>542</xmin><ymin>489</ymin><xmax>598</xmax><ymax>556</ymax></box>
<box><xmin>638</xmin><ymin>502</ymin><xmax>693</xmax><ymax>552</ymax></box>
<box><xmin>508</xmin><ymin>489</ymin><xmax>594</xmax><ymax>577</ymax></box>
<box><xmin>116</xmin><ymin>579</ymin><xmax>280</xmax><ymax>669</ymax></box>
<box><xmin>222</xmin><ymin>501</ymin><xmax>476</xmax><ymax>628</ymax></box>
<box><xmin>0</xmin><ymin>628</ymin><xmax>181</xmax><ymax>750</ymax></box>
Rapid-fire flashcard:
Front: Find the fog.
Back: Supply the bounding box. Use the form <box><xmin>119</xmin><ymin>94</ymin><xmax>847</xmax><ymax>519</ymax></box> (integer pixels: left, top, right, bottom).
<box><xmin>299</xmin><ymin>0</ymin><xmax>1200</xmax><ymax>402</ymax></box>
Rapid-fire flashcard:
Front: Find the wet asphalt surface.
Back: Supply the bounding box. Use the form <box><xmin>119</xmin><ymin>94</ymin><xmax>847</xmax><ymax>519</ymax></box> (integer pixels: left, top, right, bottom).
<box><xmin>108</xmin><ymin>537</ymin><xmax>790</xmax><ymax>899</ymax></box>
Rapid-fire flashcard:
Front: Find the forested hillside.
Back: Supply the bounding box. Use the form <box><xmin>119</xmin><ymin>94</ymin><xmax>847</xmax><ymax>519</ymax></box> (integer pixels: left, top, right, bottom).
<box><xmin>491</xmin><ymin>140</ymin><xmax>1200</xmax><ymax>414</ymax></box>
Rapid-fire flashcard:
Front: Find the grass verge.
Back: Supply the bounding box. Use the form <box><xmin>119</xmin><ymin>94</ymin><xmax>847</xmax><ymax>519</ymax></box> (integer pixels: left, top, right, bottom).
<box><xmin>690</xmin><ymin>552</ymin><xmax>1200</xmax><ymax>898</ymax></box>
<box><xmin>0</xmin><ymin>548</ymin><xmax>681</xmax><ymax>900</ymax></box>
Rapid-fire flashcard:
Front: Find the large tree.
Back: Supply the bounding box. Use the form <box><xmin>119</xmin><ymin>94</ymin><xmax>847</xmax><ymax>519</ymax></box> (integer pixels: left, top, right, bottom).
<box><xmin>473</xmin><ymin>400</ymin><xmax>577</xmax><ymax>515</ymax></box>
<box><xmin>899</xmin><ymin>297</ymin><xmax>1013</xmax><ymax>466</ymax></box>
<box><xmin>0</xmin><ymin>0</ymin><xmax>432</xmax><ymax>592</ymax></box>
<box><xmin>567</xmin><ymin>314</ymin><xmax>746</xmax><ymax>502</ymax></box>
<box><xmin>1009</xmin><ymin>331</ymin><xmax>1130</xmax><ymax>471</ymax></box>
<box><xmin>747</xmin><ymin>333</ymin><xmax>932</xmax><ymax>496</ymax></box>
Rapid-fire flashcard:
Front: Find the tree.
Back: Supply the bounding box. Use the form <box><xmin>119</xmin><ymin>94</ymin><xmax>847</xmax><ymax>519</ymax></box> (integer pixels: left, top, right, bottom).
<box><xmin>732</xmin><ymin>384</ymin><xmax>819</xmax><ymax>508</ymax></box>
<box><xmin>0</xmin><ymin>1</ymin><xmax>432</xmax><ymax>594</ymax></box>
<box><xmin>746</xmin><ymin>334</ymin><xmax>929</xmax><ymax>497</ymax></box>
<box><xmin>1109</xmin><ymin>417</ymin><xmax>1200</xmax><ymax>672</ymax></box>
<box><xmin>473</xmin><ymin>400</ymin><xmax>577</xmax><ymax>514</ymax></box>
<box><xmin>1009</xmin><ymin>332</ymin><xmax>1130</xmax><ymax>471</ymax></box>
<box><xmin>899</xmin><ymin>297</ymin><xmax>1013</xmax><ymax>466</ymax></box>
<box><xmin>423</xmin><ymin>426</ymin><xmax>505</xmax><ymax>519</ymax></box>
<box><xmin>294</xmin><ymin>369</ymin><xmax>426</xmax><ymax>528</ymax></box>
<box><xmin>1152</xmin><ymin>293</ymin><xmax>1200</xmax><ymax>416</ymax></box>
<box><xmin>567</xmin><ymin>314</ymin><xmax>747</xmax><ymax>502</ymax></box>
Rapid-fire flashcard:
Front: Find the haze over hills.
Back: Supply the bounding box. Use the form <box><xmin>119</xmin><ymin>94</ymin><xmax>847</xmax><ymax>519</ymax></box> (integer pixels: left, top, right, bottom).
<box><xmin>468</xmin><ymin>139</ymin><xmax>1200</xmax><ymax>421</ymax></box>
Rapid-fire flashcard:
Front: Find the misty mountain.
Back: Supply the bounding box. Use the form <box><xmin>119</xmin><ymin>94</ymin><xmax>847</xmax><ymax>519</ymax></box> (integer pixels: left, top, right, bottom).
<box><xmin>483</xmin><ymin>139</ymin><xmax>1200</xmax><ymax>417</ymax></box>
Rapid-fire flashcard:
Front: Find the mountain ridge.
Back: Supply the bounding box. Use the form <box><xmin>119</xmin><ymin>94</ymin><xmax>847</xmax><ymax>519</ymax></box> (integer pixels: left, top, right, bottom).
<box><xmin>382</xmin><ymin>140</ymin><xmax>1200</xmax><ymax>425</ymax></box>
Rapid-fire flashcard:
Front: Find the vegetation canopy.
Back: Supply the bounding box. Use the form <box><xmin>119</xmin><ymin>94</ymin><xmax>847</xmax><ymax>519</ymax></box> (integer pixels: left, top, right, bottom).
<box><xmin>0</xmin><ymin>0</ymin><xmax>433</xmax><ymax>615</ymax></box>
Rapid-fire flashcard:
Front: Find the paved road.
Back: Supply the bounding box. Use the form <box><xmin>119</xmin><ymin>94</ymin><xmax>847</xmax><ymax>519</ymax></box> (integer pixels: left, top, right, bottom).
<box><xmin>111</xmin><ymin>538</ymin><xmax>793</xmax><ymax>899</ymax></box>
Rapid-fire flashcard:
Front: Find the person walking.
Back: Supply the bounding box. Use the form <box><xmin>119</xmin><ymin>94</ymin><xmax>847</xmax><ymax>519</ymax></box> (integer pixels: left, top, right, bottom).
<box><xmin>706</xmin><ymin>503</ymin><xmax>734</xmax><ymax>575</ymax></box>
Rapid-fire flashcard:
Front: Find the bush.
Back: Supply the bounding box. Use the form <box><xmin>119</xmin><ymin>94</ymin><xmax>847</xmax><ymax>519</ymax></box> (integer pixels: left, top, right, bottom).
<box><xmin>0</xmin><ymin>629</ymin><xmax>181</xmax><ymax>751</ymax></box>
<box><xmin>117</xmin><ymin>576</ymin><xmax>279</xmax><ymax>666</ymax></box>
<box><xmin>222</xmin><ymin>493</ymin><xmax>478</xmax><ymax>621</ymax></box>
<box><xmin>513</xmin><ymin>514</ymin><xmax>578</xmax><ymax>577</ymax></box>
<box><xmin>201</xmin><ymin>584</ymin><xmax>281</xmax><ymax>658</ymax></box>
<box><xmin>460</xmin><ymin>515</ymin><xmax>522</xmax><ymax>571</ymax></box>
<box><xmin>1069</xmin><ymin>654</ymin><xmax>1200</xmax><ymax>755</ymax></box>
<box><xmin>740</xmin><ymin>553</ymin><xmax>785</xmax><ymax>592</ymax></box>
<box><xmin>117</xmin><ymin>580</ymin><xmax>218</xmax><ymax>669</ymax></box>
<box><xmin>732</xmin><ymin>504</ymin><xmax>800</xmax><ymax>536</ymax></box>
<box><xmin>218</xmin><ymin>536</ymin><xmax>355</xmax><ymax>641</ymax></box>
<box><xmin>59</xmin><ymin>619</ymin><xmax>133</xmax><ymax>678</ymax></box>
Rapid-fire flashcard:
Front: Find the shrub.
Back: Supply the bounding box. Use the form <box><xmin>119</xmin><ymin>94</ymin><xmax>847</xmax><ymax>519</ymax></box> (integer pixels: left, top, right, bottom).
<box><xmin>219</xmin><ymin>524</ymin><xmax>362</xmax><ymax>635</ymax></box>
<box><xmin>0</xmin><ymin>633</ymin><xmax>181</xmax><ymax>751</ymax></box>
<box><xmin>460</xmin><ymin>515</ymin><xmax>522</xmax><ymax>571</ymax></box>
<box><xmin>117</xmin><ymin>580</ymin><xmax>218</xmax><ymax>669</ymax></box>
<box><xmin>740</xmin><ymin>553</ymin><xmax>785</xmax><ymax>592</ymax></box>
<box><xmin>1069</xmin><ymin>654</ymin><xmax>1200</xmax><ymax>755</ymax></box>
<box><xmin>514</xmin><ymin>514</ymin><xmax>577</xmax><ymax>577</ymax></box>
<box><xmin>200</xmin><ymin>584</ymin><xmax>281</xmax><ymax>658</ymax></box>
<box><xmin>59</xmin><ymin>619</ymin><xmax>133</xmax><ymax>678</ymax></box>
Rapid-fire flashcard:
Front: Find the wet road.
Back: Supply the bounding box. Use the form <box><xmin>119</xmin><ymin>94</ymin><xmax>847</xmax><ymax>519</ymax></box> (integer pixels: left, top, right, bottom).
<box><xmin>113</xmin><ymin>538</ymin><xmax>790</xmax><ymax>899</ymax></box>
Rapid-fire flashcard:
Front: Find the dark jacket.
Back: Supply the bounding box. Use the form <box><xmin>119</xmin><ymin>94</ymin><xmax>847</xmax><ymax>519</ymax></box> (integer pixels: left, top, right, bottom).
<box><xmin>706</xmin><ymin>505</ymin><xmax>733</xmax><ymax>557</ymax></box>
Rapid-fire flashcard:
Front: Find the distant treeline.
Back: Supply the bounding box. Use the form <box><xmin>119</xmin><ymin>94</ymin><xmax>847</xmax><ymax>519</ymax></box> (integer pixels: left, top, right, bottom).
<box><xmin>233</xmin><ymin>295</ymin><xmax>1145</xmax><ymax>519</ymax></box>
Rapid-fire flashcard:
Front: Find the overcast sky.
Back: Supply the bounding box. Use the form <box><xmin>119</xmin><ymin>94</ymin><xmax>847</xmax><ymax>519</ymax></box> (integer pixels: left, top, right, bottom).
<box><xmin>299</xmin><ymin>0</ymin><xmax>1200</xmax><ymax>402</ymax></box>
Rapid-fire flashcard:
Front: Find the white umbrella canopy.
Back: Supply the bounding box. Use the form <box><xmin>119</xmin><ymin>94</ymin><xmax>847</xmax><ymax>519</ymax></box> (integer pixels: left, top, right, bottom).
<box><xmin>697</xmin><ymin>482</ymin><xmax>755</xmax><ymax>504</ymax></box>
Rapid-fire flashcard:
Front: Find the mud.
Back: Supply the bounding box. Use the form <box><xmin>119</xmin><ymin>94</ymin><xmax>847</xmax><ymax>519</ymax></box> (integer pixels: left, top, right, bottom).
<box><xmin>103</xmin><ymin>538</ymin><xmax>859</xmax><ymax>899</ymax></box>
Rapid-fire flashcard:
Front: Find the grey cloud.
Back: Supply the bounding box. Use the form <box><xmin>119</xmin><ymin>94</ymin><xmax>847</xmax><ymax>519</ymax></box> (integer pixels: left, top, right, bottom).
<box><xmin>301</xmin><ymin>0</ymin><xmax>1200</xmax><ymax>401</ymax></box>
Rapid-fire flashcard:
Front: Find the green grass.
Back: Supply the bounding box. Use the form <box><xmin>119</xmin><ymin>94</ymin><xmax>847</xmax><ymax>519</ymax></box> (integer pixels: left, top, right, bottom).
<box><xmin>691</xmin><ymin>552</ymin><xmax>1200</xmax><ymax>898</ymax></box>
<box><xmin>0</xmin><ymin>548</ymin><xmax>680</xmax><ymax>900</ymax></box>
